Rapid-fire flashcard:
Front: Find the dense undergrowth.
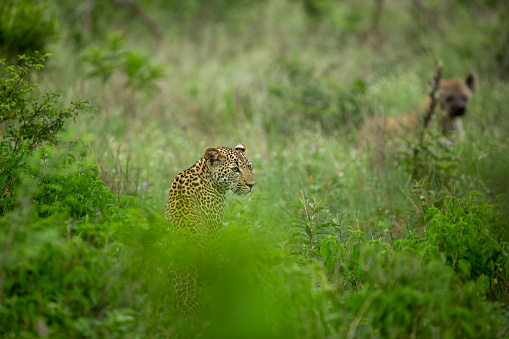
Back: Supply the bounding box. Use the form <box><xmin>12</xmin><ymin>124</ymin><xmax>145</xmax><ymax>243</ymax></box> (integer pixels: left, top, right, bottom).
<box><xmin>1</xmin><ymin>0</ymin><xmax>509</xmax><ymax>337</ymax></box>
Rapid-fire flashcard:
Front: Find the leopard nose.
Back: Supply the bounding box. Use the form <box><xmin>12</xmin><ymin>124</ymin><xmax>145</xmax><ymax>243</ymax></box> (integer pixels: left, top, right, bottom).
<box><xmin>247</xmin><ymin>182</ymin><xmax>255</xmax><ymax>190</ymax></box>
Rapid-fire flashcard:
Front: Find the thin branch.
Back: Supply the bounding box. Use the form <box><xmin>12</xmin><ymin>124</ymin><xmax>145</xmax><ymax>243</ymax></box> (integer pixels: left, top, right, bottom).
<box><xmin>413</xmin><ymin>49</ymin><xmax>443</xmax><ymax>159</ymax></box>
<box><xmin>421</xmin><ymin>50</ymin><xmax>443</xmax><ymax>131</ymax></box>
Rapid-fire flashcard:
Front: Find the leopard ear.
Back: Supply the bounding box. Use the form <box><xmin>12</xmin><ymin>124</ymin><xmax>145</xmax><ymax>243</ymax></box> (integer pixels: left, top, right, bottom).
<box><xmin>465</xmin><ymin>73</ymin><xmax>476</xmax><ymax>92</ymax></box>
<box><xmin>234</xmin><ymin>143</ymin><xmax>247</xmax><ymax>155</ymax></box>
<box><xmin>205</xmin><ymin>147</ymin><xmax>224</xmax><ymax>166</ymax></box>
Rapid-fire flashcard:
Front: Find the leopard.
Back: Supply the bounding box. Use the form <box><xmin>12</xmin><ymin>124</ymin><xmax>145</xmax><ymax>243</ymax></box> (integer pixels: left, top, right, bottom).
<box><xmin>165</xmin><ymin>143</ymin><xmax>255</xmax><ymax>238</ymax></box>
<box><xmin>164</xmin><ymin>143</ymin><xmax>255</xmax><ymax>314</ymax></box>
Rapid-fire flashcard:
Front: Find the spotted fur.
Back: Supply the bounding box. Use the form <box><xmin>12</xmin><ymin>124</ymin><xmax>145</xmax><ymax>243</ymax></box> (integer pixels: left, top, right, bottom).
<box><xmin>164</xmin><ymin>143</ymin><xmax>255</xmax><ymax>314</ymax></box>
<box><xmin>165</xmin><ymin>143</ymin><xmax>255</xmax><ymax>239</ymax></box>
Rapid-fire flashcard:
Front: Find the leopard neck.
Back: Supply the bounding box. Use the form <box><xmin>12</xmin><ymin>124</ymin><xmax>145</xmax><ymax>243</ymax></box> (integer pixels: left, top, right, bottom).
<box><xmin>194</xmin><ymin>157</ymin><xmax>227</xmax><ymax>195</ymax></box>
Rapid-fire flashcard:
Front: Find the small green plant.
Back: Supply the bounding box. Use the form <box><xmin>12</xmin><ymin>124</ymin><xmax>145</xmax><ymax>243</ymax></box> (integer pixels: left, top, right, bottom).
<box><xmin>288</xmin><ymin>192</ymin><xmax>336</xmax><ymax>263</ymax></box>
<box><xmin>396</xmin><ymin>128</ymin><xmax>458</xmax><ymax>185</ymax></box>
<box><xmin>321</xmin><ymin>226</ymin><xmax>385</xmax><ymax>290</ymax></box>
<box><xmin>22</xmin><ymin>147</ymin><xmax>126</xmax><ymax>221</ymax></box>
<box><xmin>83</xmin><ymin>31</ymin><xmax>165</xmax><ymax>96</ymax></box>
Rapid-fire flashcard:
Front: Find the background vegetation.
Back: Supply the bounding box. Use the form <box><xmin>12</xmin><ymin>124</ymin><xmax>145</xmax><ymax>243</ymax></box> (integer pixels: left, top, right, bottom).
<box><xmin>1</xmin><ymin>0</ymin><xmax>508</xmax><ymax>337</ymax></box>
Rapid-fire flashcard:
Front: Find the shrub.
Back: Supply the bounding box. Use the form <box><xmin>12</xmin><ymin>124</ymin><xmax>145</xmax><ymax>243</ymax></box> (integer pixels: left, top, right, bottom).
<box><xmin>0</xmin><ymin>0</ymin><xmax>58</xmax><ymax>61</ymax></box>
<box><xmin>0</xmin><ymin>53</ymin><xmax>92</xmax><ymax>151</ymax></box>
<box><xmin>0</xmin><ymin>53</ymin><xmax>94</xmax><ymax>216</ymax></box>
<box><xmin>424</xmin><ymin>191</ymin><xmax>509</xmax><ymax>302</ymax></box>
<box><xmin>83</xmin><ymin>31</ymin><xmax>165</xmax><ymax>96</ymax></box>
<box><xmin>0</xmin><ymin>211</ymin><xmax>137</xmax><ymax>338</ymax></box>
<box><xmin>327</xmin><ymin>248</ymin><xmax>503</xmax><ymax>338</ymax></box>
<box><xmin>268</xmin><ymin>56</ymin><xmax>370</xmax><ymax>137</ymax></box>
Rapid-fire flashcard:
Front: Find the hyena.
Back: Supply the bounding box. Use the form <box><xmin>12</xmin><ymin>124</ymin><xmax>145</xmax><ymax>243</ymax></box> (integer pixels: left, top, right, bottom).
<box><xmin>358</xmin><ymin>73</ymin><xmax>476</xmax><ymax>151</ymax></box>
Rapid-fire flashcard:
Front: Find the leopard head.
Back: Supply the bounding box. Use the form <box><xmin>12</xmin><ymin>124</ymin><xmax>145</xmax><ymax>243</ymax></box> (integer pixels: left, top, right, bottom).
<box><xmin>204</xmin><ymin>143</ymin><xmax>255</xmax><ymax>195</ymax></box>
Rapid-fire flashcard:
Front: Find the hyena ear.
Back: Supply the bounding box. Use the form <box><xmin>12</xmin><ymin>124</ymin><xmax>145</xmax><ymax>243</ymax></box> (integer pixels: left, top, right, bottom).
<box><xmin>205</xmin><ymin>147</ymin><xmax>224</xmax><ymax>166</ymax></box>
<box><xmin>234</xmin><ymin>143</ymin><xmax>247</xmax><ymax>155</ymax></box>
<box><xmin>465</xmin><ymin>73</ymin><xmax>476</xmax><ymax>92</ymax></box>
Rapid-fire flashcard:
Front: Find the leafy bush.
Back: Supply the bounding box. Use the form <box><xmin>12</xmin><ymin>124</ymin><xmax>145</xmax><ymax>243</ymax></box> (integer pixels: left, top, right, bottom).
<box><xmin>0</xmin><ymin>54</ymin><xmax>140</xmax><ymax>334</ymax></box>
<box><xmin>396</xmin><ymin>129</ymin><xmax>457</xmax><ymax>182</ymax></box>
<box><xmin>268</xmin><ymin>56</ymin><xmax>370</xmax><ymax>136</ymax></box>
<box><xmin>0</xmin><ymin>0</ymin><xmax>58</xmax><ymax>61</ymax></box>
<box><xmin>0</xmin><ymin>211</ymin><xmax>138</xmax><ymax>338</ymax></box>
<box><xmin>18</xmin><ymin>147</ymin><xmax>127</xmax><ymax>221</ymax></box>
<box><xmin>0</xmin><ymin>53</ymin><xmax>92</xmax><ymax>150</ymax></box>
<box><xmin>0</xmin><ymin>53</ymin><xmax>94</xmax><ymax>216</ymax></box>
<box><xmin>83</xmin><ymin>31</ymin><xmax>165</xmax><ymax>96</ymax></box>
<box><xmin>424</xmin><ymin>191</ymin><xmax>509</xmax><ymax>302</ymax></box>
<box><xmin>327</xmin><ymin>248</ymin><xmax>503</xmax><ymax>338</ymax></box>
<box><xmin>0</xmin><ymin>141</ymin><xmax>31</xmax><ymax>213</ymax></box>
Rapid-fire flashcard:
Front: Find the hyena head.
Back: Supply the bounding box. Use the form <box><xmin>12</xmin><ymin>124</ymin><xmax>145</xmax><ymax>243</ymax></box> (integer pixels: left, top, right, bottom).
<box><xmin>440</xmin><ymin>73</ymin><xmax>476</xmax><ymax>118</ymax></box>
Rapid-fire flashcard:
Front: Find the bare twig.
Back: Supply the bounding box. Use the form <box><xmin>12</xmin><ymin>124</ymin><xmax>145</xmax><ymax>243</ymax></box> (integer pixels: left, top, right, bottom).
<box><xmin>413</xmin><ymin>49</ymin><xmax>443</xmax><ymax>158</ymax></box>
<box><xmin>421</xmin><ymin>50</ymin><xmax>443</xmax><ymax>131</ymax></box>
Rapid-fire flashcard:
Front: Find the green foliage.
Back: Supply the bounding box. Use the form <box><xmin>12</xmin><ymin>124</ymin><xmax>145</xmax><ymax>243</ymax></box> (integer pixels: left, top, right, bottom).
<box><xmin>424</xmin><ymin>191</ymin><xmax>509</xmax><ymax>302</ymax></box>
<box><xmin>0</xmin><ymin>210</ymin><xmax>137</xmax><ymax>338</ymax></box>
<box><xmin>284</xmin><ymin>192</ymin><xmax>507</xmax><ymax>337</ymax></box>
<box><xmin>0</xmin><ymin>0</ymin><xmax>58</xmax><ymax>61</ymax></box>
<box><xmin>395</xmin><ymin>127</ymin><xmax>457</xmax><ymax>186</ymax></box>
<box><xmin>0</xmin><ymin>53</ymin><xmax>94</xmax><ymax>216</ymax></box>
<box><xmin>328</xmin><ymin>249</ymin><xmax>502</xmax><ymax>338</ymax></box>
<box><xmin>289</xmin><ymin>192</ymin><xmax>337</xmax><ymax>262</ymax></box>
<box><xmin>19</xmin><ymin>147</ymin><xmax>127</xmax><ymax>221</ymax></box>
<box><xmin>0</xmin><ymin>53</ymin><xmax>93</xmax><ymax>151</ymax></box>
<box><xmin>83</xmin><ymin>31</ymin><xmax>165</xmax><ymax>95</ymax></box>
<box><xmin>269</xmin><ymin>56</ymin><xmax>369</xmax><ymax>136</ymax></box>
<box><xmin>0</xmin><ymin>141</ymin><xmax>31</xmax><ymax>213</ymax></box>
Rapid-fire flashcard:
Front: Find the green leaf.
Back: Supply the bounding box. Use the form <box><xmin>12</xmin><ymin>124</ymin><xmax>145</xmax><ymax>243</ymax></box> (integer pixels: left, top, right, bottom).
<box><xmin>476</xmin><ymin>274</ymin><xmax>490</xmax><ymax>294</ymax></box>
<box><xmin>458</xmin><ymin>259</ymin><xmax>471</xmax><ymax>277</ymax></box>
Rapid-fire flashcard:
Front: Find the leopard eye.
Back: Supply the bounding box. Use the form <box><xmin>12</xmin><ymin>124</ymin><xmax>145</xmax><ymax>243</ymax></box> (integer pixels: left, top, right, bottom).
<box><xmin>248</xmin><ymin>161</ymin><xmax>254</xmax><ymax>170</ymax></box>
<box><xmin>232</xmin><ymin>166</ymin><xmax>241</xmax><ymax>173</ymax></box>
